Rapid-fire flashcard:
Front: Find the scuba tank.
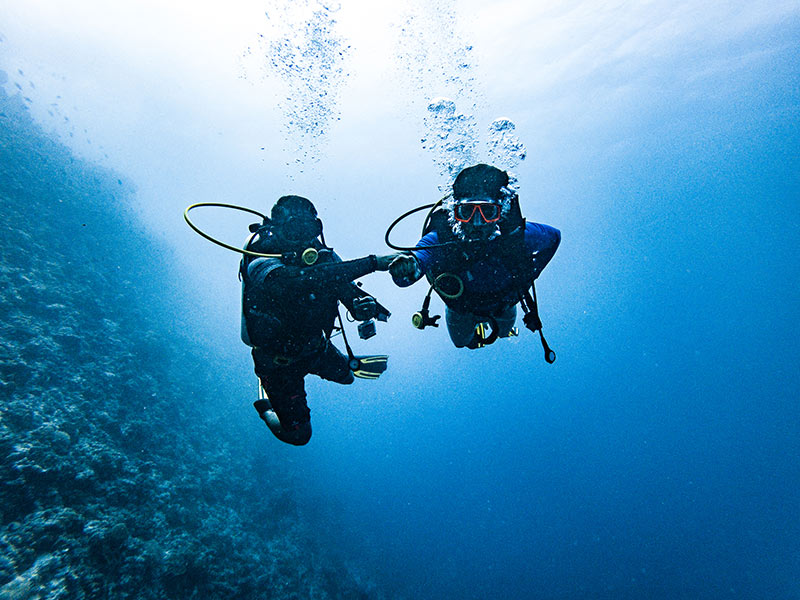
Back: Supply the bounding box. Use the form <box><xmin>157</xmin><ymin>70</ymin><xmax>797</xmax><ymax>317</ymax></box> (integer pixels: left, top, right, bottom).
<box><xmin>240</xmin><ymin>219</ymin><xmax>275</xmax><ymax>347</ymax></box>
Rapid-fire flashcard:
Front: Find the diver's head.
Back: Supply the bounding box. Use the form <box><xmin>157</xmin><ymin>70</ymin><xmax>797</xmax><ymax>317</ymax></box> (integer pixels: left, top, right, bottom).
<box><xmin>270</xmin><ymin>195</ymin><xmax>323</xmax><ymax>247</ymax></box>
<box><xmin>450</xmin><ymin>164</ymin><xmax>510</xmax><ymax>241</ymax></box>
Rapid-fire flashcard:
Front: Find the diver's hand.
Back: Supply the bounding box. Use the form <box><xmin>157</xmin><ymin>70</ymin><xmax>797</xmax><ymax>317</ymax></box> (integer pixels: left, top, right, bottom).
<box><xmin>374</xmin><ymin>254</ymin><xmax>398</xmax><ymax>271</ymax></box>
<box><xmin>389</xmin><ymin>254</ymin><xmax>418</xmax><ymax>279</ymax></box>
<box><xmin>351</xmin><ymin>296</ymin><xmax>378</xmax><ymax>321</ymax></box>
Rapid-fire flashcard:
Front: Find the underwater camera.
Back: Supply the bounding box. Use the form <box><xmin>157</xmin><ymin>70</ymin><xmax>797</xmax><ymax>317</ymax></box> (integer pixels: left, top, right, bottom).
<box><xmin>357</xmin><ymin>319</ymin><xmax>376</xmax><ymax>340</ymax></box>
<box><xmin>353</xmin><ymin>297</ymin><xmax>378</xmax><ymax>340</ymax></box>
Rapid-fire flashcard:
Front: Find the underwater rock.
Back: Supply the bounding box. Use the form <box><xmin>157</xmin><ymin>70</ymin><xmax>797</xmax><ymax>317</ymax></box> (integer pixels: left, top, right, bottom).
<box><xmin>86</xmin><ymin>520</ymin><xmax>129</xmax><ymax>564</ymax></box>
<box><xmin>37</xmin><ymin>424</ymin><xmax>71</xmax><ymax>456</ymax></box>
<box><xmin>0</xmin><ymin>554</ymin><xmax>65</xmax><ymax>600</ymax></box>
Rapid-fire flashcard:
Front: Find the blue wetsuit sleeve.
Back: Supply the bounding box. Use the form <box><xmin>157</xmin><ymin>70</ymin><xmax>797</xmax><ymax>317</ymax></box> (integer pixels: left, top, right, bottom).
<box><xmin>524</xmin><ymin>222</ymin><xmax>561</xmax><ymax>279</ymax></box>
<box><xmin>391</xmin><ymin>232</ymin><xmax>438</xmax><ymax>287</ymax></box>
<box><xmin>413</xmin><ymin>232</ymin><xmax>438</xmax><ymax>273</ymax></box>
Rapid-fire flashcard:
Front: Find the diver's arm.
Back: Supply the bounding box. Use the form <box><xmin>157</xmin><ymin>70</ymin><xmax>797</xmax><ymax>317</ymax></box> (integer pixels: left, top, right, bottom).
<box><xmin>332</xmin><ymin>250</ymin><xmax>389</xmax><ymax>306</ymax></box>
<box><xmin>248</xmin><ymin>254</ymin><xmax>391</xmax><ymax>292</ymax></box>
<box><xmin>524</xmin><ymin>222</ymin><xmax>561</xmax><ymax>278</ymax></box>
<box><xmin>328</xmin><ymin>252</ymin><xmax>368</xmax><ymax>311</ymax></box>
<box><xmin>335</xmin><ymin>251</ymin><xmax>391</xmax><ymax>321</ymax></box>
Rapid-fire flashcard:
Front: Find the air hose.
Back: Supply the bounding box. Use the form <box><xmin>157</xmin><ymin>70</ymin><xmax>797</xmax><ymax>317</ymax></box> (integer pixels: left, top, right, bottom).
<box><xmin>384</xmin><ymin>197</ymin><xmax>456</xmax><ymax>251</ymax></box>
<box><xmin>183</xmin><ymin>202</ymin><xmax>281</xmax><ymax>259</ymax></box>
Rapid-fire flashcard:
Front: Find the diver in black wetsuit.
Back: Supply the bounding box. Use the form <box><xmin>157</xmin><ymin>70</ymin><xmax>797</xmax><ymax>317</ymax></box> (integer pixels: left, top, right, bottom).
<box><xmin>240</xmin><ymin>195</ymin><xmax>396</xmax><ymax>445</ymax></box>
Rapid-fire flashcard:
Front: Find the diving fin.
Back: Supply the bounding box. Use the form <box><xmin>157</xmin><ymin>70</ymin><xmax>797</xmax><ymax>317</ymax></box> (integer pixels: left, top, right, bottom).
<box><xmin>350</xmin><ymin>355</ymin><xmax>389</xmax><ymax>379</ymax></box>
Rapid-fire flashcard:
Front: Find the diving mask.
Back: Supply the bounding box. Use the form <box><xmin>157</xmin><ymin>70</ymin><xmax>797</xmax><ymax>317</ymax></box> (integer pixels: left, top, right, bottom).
<box><xmin>453</xmin><ymin>200</ymin><xmax>501</xmax><ymax>224</ymax></box>
<box><xmin>274</xmin><ymin>214</ymin><xmax>321</xmax><ymax>244</ymax></box>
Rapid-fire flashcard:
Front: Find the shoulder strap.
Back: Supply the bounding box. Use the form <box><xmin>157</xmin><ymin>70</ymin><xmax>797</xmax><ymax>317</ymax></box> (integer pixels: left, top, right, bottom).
<box><xmin>500</xmin><ymin>191</ymin><xmax>525</xmax><ymax>235</ymax></box>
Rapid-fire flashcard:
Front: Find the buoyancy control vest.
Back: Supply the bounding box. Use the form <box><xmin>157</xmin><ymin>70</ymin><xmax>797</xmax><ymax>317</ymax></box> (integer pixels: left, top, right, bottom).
<box><xmin>421</xmin><ymin>198</ymin><xmax>556</xmax><ymax>361</ymax></box>
<box><xmin>239</xmin><ymin>222</ymin><xmax>335</xmax><ymax>350</ymax></box>
<box><xmin>422</xmin><ymin>194</ymin><xmax>536</xmax><ymax>316</ymax></box>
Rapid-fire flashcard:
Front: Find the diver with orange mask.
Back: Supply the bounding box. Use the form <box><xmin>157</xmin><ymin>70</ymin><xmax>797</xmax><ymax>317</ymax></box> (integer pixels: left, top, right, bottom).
<box><xmin>388</xmin><ymin>164</ymin><xmax>560</xmax><ymax>358</ymax></box>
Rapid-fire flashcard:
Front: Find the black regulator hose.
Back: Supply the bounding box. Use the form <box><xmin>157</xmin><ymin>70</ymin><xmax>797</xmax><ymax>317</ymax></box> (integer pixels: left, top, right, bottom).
<box><xmin>384</xmin><ymin>198</ymin><xmax>456</xmax><ymax>252</ymax></box>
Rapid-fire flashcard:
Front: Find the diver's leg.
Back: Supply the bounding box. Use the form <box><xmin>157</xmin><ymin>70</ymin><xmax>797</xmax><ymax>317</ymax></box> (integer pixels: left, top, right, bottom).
<box><xmin>494</xmin><ymin>304</ymin><xmax>517</xmax><ymax>338</ymax></box>
<box><xmin>310</xmin><ymin>342</ymin><xmax>355</xmax><ymax>385</ymax></box>
<box><xmin>445</xmin><ymin>307</ymin><xmax>482</xmax><ymax>348</ymax></box>
<box><xmin>252</xmin><ymin>351</ymin><xmax>312</xmax><ymax>445</ymax></box>
<box><xmin>256</xmin><ymin>370</ymin><xmax>312</xmax><ymax>446</ymax></box>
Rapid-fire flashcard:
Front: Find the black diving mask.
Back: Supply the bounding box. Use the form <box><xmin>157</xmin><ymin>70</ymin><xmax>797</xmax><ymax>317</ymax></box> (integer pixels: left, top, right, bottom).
<box><xmin>273</xmin><ymin>216</ymin><xmax>320</xmax><ymax>245</ymax></box>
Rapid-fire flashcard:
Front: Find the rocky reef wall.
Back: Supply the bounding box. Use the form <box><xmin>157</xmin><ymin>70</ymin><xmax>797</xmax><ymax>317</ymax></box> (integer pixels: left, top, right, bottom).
<box><xmin>0</xmin><ymin>85</ymin><xmax>375</xmax><ymax>600</ymax></box>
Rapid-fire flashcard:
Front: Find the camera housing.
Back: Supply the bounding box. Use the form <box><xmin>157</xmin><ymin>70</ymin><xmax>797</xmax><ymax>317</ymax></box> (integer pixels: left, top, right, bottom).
<box><xmin>357</xmin><ymin>319</ymin><xmax>377</xmax><ymax>340</ymax></box>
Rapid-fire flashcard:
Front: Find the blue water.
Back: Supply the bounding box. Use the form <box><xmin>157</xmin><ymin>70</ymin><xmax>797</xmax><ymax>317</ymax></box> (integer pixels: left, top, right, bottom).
<box><xmin>287</xmin><ymin>20</ymin><xmax>800</xmax><ymax>598</ymax></box>
<box><xmin>2</xmin><ymin>2</ymin><xmax>799</xmax><ymax>598</ymax></box>
<box><xmin>305</xmin><ymin>125</ymin><xmax>800</xmax><ymax>596</ymax></box>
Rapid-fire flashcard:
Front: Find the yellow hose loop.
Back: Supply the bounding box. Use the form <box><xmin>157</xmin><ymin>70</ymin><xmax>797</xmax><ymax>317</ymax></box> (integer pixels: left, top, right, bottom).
<box><xmin>183</xmin><ymin>202</ymin><xmax>282</xmax><ymax>258</ymax></box>
<box><xmin>433</xmin><ymin>272</ymin><xmax>464</xmax><ymax>299</ymax></box>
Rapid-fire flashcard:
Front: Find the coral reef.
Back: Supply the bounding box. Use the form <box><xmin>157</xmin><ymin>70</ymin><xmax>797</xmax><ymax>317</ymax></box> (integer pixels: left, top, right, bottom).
<box><xmin>0</xmin><ymin>84</ymin><xmax>376</xmax><ymax>600</ymax></box>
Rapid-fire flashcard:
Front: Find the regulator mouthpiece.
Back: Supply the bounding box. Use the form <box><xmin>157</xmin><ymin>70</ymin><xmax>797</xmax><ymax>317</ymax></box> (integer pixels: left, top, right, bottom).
<box><xmin>412</xmin><ymin>309</ymin><xmax>440</xmax><ymax>330</ymax></box>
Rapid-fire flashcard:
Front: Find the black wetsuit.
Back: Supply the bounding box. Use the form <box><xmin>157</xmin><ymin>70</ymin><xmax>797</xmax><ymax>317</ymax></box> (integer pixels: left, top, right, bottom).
<box><xmin>242</xmin><ymin>247</ymin><xmax>382</xmax><ymax>432</ymax></box>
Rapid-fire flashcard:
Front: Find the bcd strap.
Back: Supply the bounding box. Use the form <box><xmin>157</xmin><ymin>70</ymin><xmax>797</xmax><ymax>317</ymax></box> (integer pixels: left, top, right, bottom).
<box><xmin>520</xmin><ymin>285</ymin><xmax>556</xmax><ymax>364</ymax></box>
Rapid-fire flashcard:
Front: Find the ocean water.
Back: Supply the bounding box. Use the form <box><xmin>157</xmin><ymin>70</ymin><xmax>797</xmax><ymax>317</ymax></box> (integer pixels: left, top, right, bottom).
<box><xmin>1</xmin><ymin>1</ymin><xmax>799</xmax><ymax>598</ymax></box>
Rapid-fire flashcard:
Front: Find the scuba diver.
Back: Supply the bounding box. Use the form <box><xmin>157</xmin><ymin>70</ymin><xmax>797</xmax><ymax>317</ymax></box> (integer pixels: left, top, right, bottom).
<box><xmin>388</xmin><ymin>164</ymin><xmax>560</xmax><ymax>356</ymax></box>
<box><xmin>241</xmin><ymin>195</ymin><xmax>396</xmax><ymax>445</ymax></box>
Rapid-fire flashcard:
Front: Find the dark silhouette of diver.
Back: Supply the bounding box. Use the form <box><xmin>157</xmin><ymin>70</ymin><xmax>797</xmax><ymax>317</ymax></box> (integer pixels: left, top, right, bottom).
<box><xmin>389</xmin><ymin>164</ymin><xmax>560</xmax><ymax>354</ymax></box>
<box><xmin>240</xmin><ymin>195</ymin><xmax>395</xmax><ymax>445</ymax></box>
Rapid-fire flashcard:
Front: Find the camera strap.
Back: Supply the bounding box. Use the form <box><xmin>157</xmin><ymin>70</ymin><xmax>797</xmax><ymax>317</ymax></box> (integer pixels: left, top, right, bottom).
<box><xmin>335</xmin><ymin>307</ymin><xmax>358</xmax><ymax>367</ymax></box>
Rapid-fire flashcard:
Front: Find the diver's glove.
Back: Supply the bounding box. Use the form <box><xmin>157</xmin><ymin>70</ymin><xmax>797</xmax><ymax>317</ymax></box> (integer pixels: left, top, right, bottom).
<box><xmin>350</xmin><ymin>296</ymin><xmax>379</xmax><ymax>321</ymax></box>
<box><xmin>389</xmin><ymin>254</ymin><xmax>420</xmax><ymax>282</ymax></box>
